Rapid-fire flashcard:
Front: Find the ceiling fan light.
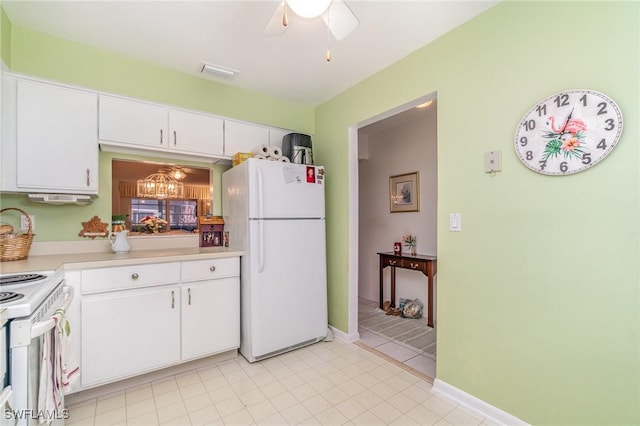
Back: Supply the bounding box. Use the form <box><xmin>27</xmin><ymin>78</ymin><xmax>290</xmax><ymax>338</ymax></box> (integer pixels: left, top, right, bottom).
<box><xmin>287</xmin><ymin>0</ymin><xmax>332</xmax><ymax>19</ymax></box>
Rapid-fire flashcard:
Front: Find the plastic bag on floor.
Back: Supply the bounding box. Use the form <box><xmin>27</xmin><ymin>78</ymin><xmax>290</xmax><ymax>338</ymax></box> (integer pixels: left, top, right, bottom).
<box><xmin>402</xmin><ymin>298</ymin><xmax>423</xmax><ymax>319</ymax></box>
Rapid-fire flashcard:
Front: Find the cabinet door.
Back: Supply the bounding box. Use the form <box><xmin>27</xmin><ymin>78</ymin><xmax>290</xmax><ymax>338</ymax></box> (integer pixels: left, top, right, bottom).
<box><xmin>169</xmin><ymin>109</ymin><xmax>224</xmax><ymax>156</ymax></box>
<box><xmin>81</xmin><ymin>286</ymin><xmax>181</xmax><ymax>387</ymax></box>
<box><xmin>269</xmin><ymin>128</ymin><xmax>291</xmax><ymax>150</ymax></box>
<box><xmin>16</xmin><ymin>79</ymin><xmax>98</xmax><ymax>193</ymax></box>
<box><xmin>182</xmin><ymin>278</ymin><xmax>239</xmax><ymax>361</ymax></box>
<box><xmin>99</xmin><ymin>95</ymin><xmax>168</xmax><ymax>147</ymax></box>
<box><xmin>224</xmin><ymin>120</ymin><xmax>269</xmax><ymax>156</ymax></box>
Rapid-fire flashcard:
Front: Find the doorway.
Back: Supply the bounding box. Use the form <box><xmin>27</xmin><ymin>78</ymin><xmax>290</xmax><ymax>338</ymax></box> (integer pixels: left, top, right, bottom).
<box><xmin>349</xmin><ymin>94</ymin><xmax>438</xmax><ymax>378</ymax></box>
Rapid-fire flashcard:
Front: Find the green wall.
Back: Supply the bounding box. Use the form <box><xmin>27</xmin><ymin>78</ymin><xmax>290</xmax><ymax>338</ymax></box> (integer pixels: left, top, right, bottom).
<box><xmin>315</xmin><ymin>1</ymin><xmax>639</xmax><ymax>425</ymax></box>
<box><xmin>0</xmin><ymin>6</ymin><xmax>12</xmax><ymax>66</ymax></box>
<box><xmin>0</xmin><ymin>23</ymin><xmax>314</xmax><ymax>241</ymax></box>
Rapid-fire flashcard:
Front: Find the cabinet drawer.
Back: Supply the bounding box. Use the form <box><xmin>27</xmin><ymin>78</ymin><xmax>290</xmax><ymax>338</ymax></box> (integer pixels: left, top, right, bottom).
<box><xmin>401</xmin><ymin>258</ymin><xmax>427</xmax><ymax>273</ymax></box>
<box><xmin>181</xmin><ymin>257</ymin><xmax>239</xmax><ymax>282</ymax></box>
<box><xmin>82</xmin><ymin>262</ymin><xmax>180</xmax><ymax>294</ymax></box>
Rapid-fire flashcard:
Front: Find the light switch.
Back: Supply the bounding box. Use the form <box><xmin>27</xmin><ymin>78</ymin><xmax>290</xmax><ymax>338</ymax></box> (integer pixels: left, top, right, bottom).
<box><xmin>485</xmin><ymin>151</ymin><xmax>501</xmax><ymax>173</ymax></box>
<box><xmin>449</xmin><ymin>213</ymin><xmax>461</xmax><ymax>231</ymax></box>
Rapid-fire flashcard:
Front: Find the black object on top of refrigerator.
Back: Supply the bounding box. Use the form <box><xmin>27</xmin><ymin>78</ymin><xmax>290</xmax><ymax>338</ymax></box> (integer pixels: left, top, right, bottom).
<box><xmin>282</xmin><ymin>133</ymin><xmax>313</xmax><ymax>164</ymax></box>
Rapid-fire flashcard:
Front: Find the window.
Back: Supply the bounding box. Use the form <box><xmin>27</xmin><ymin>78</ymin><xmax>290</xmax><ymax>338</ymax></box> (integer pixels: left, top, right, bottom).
<box><xmin>112</xmin><ymin>159</ymin><xmax>213</xmax><ymax>235</ymax></box>
<box><xmin>130</xmin><ymin>199</ymin><xmax>198</xmax><ymax>231</ymax></box>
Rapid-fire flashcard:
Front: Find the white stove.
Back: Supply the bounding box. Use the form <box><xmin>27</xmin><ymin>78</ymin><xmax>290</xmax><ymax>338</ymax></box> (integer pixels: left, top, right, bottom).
<box><xmin>0</xmin><ymin>271</ymin><xmax>71</xmax><ymax>426</ymax></box>
<box><xmin>0</xmin><ymin>271</ymin><xmax>65</xmax><ymax>319</ymax></box>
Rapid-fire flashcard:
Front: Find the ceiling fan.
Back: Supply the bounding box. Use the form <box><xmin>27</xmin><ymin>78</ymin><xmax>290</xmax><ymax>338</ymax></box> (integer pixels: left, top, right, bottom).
<box><xmin>265</xmin><ymin>0</ymin><xmax>360</xmax><ymax>60</ymax></box>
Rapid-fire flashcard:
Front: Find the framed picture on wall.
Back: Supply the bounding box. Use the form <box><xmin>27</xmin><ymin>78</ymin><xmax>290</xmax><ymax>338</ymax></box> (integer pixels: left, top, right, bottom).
<box><xmin>389</xmin><ymin>171</ymin><xmax>419</xmax><ymax>213</ymax></box>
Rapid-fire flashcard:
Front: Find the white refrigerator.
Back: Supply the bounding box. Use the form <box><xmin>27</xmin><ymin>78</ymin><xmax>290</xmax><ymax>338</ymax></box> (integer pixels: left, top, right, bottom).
<box><xmin>222</xmin><ymin>158</ymin><xmax>328</xmax><ymax>362</ymax></box>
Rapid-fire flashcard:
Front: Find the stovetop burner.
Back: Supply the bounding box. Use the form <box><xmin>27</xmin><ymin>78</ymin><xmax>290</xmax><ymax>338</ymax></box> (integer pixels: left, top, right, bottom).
<box><xmin>0</xmin><ymin>273</ymin><xmax>47</xmax><ymax>286</ymax></box>
<box><xmin>0</xmin><ymin>291</ymin><xmax>25</xmax><ymax>303</ymax></box>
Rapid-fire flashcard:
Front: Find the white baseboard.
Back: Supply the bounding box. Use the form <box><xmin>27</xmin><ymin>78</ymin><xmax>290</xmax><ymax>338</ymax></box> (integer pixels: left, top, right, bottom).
<box><xmin>433</xmin><ymin>379</ymin><xmax>529</xmax><ymax>426</ymax></box>
<box><xmin>329</xmin><ymin>325</ymin><xmax>359</xmax><ymax>344</ymax></box>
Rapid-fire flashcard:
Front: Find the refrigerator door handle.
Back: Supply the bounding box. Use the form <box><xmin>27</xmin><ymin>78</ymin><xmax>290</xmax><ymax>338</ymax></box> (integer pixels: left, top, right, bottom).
<box><xmin>257</xmin><ymin>167</ymin><xmax>265</xmax><ymax>273</ymax></box>
<box><xmin>259</xmin><ymin>219</ymin><xmax>265</xmax><ymax>273</ymax></box>
<box><xmin>257</xmin><ymin>167</ymin><xmax>264</xmax><ymax>218</ymax></box>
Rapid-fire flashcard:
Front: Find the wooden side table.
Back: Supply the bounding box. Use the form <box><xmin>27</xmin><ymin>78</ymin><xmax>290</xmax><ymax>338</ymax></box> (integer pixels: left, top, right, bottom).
<box><xmin>378</xmin><ymin>252</ymin><xmax>437</xmax><ymax>327</ymax></box>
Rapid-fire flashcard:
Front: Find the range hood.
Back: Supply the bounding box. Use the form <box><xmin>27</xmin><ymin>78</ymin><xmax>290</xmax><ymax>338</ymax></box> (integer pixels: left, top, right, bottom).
<box><xmin>27</xmin><ymin>193</ymin><xmax>94</xmax><ymax>205</ymax></box>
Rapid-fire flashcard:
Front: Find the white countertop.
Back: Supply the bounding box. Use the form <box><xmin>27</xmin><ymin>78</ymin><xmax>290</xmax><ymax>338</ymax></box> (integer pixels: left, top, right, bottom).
<box><xmin>0</xmin><ymin>246</ymin><xmax>244</xmax><ymax>274</ymax></box>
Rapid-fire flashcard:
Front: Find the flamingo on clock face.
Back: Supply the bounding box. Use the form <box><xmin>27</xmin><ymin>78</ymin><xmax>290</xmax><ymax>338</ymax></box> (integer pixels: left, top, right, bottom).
<box><xmin>547</xmin><ymin>113</ymin><xmax>587</xmax><ymax>136</ymax></box>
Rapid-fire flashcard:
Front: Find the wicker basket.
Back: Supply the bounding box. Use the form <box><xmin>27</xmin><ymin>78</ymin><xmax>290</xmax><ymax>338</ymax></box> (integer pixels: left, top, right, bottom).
<box><xmin>0</xmin><ymin>207</ymin><xmax>34</xmax><ymax>261</ymax></box>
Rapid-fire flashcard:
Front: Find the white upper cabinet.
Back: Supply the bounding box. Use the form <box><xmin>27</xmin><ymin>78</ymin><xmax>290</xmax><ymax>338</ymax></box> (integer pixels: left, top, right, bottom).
<box><xmin>99</xmin><ymin>95</ymin><xmax>168</xmax><ymax>148</ymax></box>
<box><xmin>224</xmin><ymin>120</ymin><xmax>270</xmax><ymax>156</ymax></box>
<box><xmin>99</xmin><ymin>95</ymin><xmax>224</xmax><ymax>157</ymax></box>
<box><xmin>11</xmin><ymin>78</ymin><xmax>98</xmax><ymax>194</ymax></box>
<box><xmin>269</xmin><ymin>128</ymin><xmax>290</xmax><ymax>150</ymax></box>
<box><xmin>169</xmin><ymin>109</ymin><xmax>224</xmax><ymax>156</ymax></box>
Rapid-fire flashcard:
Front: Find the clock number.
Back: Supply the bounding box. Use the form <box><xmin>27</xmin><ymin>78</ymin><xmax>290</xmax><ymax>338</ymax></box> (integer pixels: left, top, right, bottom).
<box><xmin>560</xmin><ymin>162</ymin><xmax>568</xmax><ymax>173</ymax></box>
<box><xmin>597</xmin><ymin>102</ymin><xmax>608</xmax><ymax>115</ymax></box>
<box><xmin>579</xmin><ymin>94</ymin><xmax>588</xmax><ymax>106</ymax></box>
<box><xmin>582</xmin><ymin>153</ymin><xmax>592</xmax><ymax>165</ymax></box>
<box><xmin>597</xmin><ymin>139</ymin><xmax>607</xmax><ymax>150</ymax></box>
<box><xmin>604</xmin><ymin>118</ymin><xmax>615</xmax><ymax>131</ymax></box>
<box><xmin>526</xmin><ymin>151</ymin><xmax>533</xmax><ymax>161</ymax></box>
<box><xmin>520</xmin><ymin>136</ymin><xmax>528</xmax><ymax>147</ymax></box>
<box><xmin>522</xmin><ymin>119</ymin><xmax>536</xmax><ymax>131</ymax></box>
<box><xmin>535</xmin><ymin>104</ymin><xmax>547</xmax><ymax>117</ymax></box>
<box><xmin>554</xmin><ymin>94</ymin><xmax>569</xmax><ymax>107</ymax></box>
<box><xmin>539</xmin><ymin>160</ymin><xmax>547</xmax><ymax>170</ymax></box>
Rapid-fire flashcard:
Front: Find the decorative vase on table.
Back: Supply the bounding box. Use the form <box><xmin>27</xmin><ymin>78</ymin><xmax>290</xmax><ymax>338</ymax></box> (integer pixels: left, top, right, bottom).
<box><xmin>402</xmin><ymin>234</ymin><xmax>417</xmax><ymax>256</ymax></box>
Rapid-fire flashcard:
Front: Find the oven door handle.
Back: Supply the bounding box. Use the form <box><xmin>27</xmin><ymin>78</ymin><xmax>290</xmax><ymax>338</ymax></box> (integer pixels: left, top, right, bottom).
<box><xmin>30</xmin><ymin>286</ymin><xmax>74</xmax><ymax>339</ymax></box>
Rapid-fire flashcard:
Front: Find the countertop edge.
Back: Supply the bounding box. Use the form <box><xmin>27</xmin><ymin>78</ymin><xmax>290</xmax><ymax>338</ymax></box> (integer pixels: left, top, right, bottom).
<box><xmin>0</xmin><ymin>247</ymin><xmax>244</xmax><ymax>274</ymax></box>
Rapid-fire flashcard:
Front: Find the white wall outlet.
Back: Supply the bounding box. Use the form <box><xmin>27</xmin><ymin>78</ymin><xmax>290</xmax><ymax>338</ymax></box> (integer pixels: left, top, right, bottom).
<box><xmin>21</xmin><ymin>215</ymin><xmax>35</xmax><ymax>231</ymax></box>
<box><xmin>449</xmin><ymin>213</ymin><xmax>461</xmax><ymax>231</ymax></box>
<box><xmin>485</xmin><ymin>150</ymin><xmax>502</xmax><ymax>173</ymax></box>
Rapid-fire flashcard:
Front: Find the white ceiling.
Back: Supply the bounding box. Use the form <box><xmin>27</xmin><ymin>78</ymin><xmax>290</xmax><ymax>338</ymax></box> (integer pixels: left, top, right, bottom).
<box><xmin>3</xmin><ymin>0</ymin><xmax>498</xmax><ymax>107</ymax></box>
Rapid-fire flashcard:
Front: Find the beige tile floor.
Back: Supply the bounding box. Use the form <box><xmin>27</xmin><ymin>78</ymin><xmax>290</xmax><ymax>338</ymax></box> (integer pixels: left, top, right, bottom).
<box><xmin>67</xmin><ymin>340</ymin><xmax>494</xmax><ymax>426</ymax></box>
<box><xmin>358</xmin><ymin>298</ymin><xmax>436</xmax><ymax>379</ymax></box>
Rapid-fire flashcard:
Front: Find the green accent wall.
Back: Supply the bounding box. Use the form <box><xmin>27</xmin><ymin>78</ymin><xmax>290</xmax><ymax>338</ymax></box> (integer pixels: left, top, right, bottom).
<box><xmin>315</xmin><ymin>1</ymin><xmax>639</xmax><ymax>425</ymax></box>
<box><xmin>8</xmin><ymin>25</ymin><xmax>313</xmax><ymax>132</ymax></box>
<box><xmin>0</xmin><ymin>6</ymin><xmax>12</xmax><ymax>66</ymax></box>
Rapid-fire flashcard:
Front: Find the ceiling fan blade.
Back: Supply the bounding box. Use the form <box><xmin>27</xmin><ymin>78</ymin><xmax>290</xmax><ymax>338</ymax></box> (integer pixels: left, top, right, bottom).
<box><xmin>322</xmin><ymin>0</ymin><xmax>359</xmax><ymax>41</ymax></box>
<box><xmin>264</xmin><ymin>1</ymin><xmax>288</xmax><ymax>36</ymax></box>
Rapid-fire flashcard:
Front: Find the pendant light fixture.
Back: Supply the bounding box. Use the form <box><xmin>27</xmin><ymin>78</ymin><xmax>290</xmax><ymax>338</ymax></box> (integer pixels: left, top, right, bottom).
<box><xmin>169</xmin><ymin>166</ymin><xmax>187</xmax><ymax>181</ymax></box>
<box><xmin>136</xmin><ymin>172</ymin><xmax>184</xmax><ymax>199</ymax></box>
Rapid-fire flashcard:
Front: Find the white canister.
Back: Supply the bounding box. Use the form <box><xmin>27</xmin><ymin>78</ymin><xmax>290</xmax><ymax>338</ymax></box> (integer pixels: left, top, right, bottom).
<box><xmin>293</xmin><ymin>146</ymin><xmax>305</xmax><ymax>164</ymax></box>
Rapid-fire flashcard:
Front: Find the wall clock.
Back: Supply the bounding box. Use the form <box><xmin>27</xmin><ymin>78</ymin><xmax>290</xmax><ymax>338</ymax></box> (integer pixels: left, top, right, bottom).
<box><xmin>514</xmin><ymin>89</ymin><xmax>623</xmax><ymax>175</ymax></box>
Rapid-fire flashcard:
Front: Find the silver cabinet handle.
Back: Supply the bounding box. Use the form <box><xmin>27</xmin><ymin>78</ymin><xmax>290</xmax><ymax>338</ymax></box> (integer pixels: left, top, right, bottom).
<box><xmin>188</xmin><ymin>288</ymin><xmax>191</xmax><ymax>305</ymax></box>
<box><xmin>171</xmin><ymin>290</ymin><xmax>175</xmax><ymax>309</ymax></box>
<box><xmin>86</xmin><ymin>168</ymin><xmax>90</xmax><ymax>186</ymax></box>
<box><xmin>160</xmin><ymin>129</ymin><xmax>163</xmax><ymax>145</ymax></box>
<box><xmin>131</xmin><ymin>273</ymin><xmax>139</xmax><ymax>280</ymax></box>
<box><xmin>173</xmin><ymin>130</ymin><xmax>177</xmax><ymax>146</ymax></box>
<box><xmin>389</xmin><ymin>260</ymin><xmax>397</xmax><ymax>266</ymax></box>
<box><xmin>209</xmin><ymin>266</ymin><xmax>216</xmax><ymax>272</ymax></box>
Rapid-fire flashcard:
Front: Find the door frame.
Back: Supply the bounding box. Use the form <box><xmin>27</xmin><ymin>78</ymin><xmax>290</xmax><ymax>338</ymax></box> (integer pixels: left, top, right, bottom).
<box><xmin>346</xmin><ymin>92</ymin><xmax>438</xmax><ymax>339</ymax></box>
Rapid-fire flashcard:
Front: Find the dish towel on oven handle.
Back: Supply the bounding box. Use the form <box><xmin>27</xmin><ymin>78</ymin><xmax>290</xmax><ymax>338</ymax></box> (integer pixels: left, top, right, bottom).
<box><xmin>37</xmin><ymin>308</ymin><xmax>80</xmax><ymax>424</ymax></box>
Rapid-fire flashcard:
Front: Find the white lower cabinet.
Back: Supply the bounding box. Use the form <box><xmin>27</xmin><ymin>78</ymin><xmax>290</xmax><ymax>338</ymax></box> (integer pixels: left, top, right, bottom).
<box><xmin>182</xmin><ymin>277</ymin><xmax>239</xmax><ymax>361</ymax></box>
<box><xmin>81</xmin><ymin>285</ymin><xmax>181</xmax><ymax>387</ymax></box>
<box><xmin>79</xmin><ymin>256</ymin><xmax>240</xmax><ymax>389</ymax></box>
